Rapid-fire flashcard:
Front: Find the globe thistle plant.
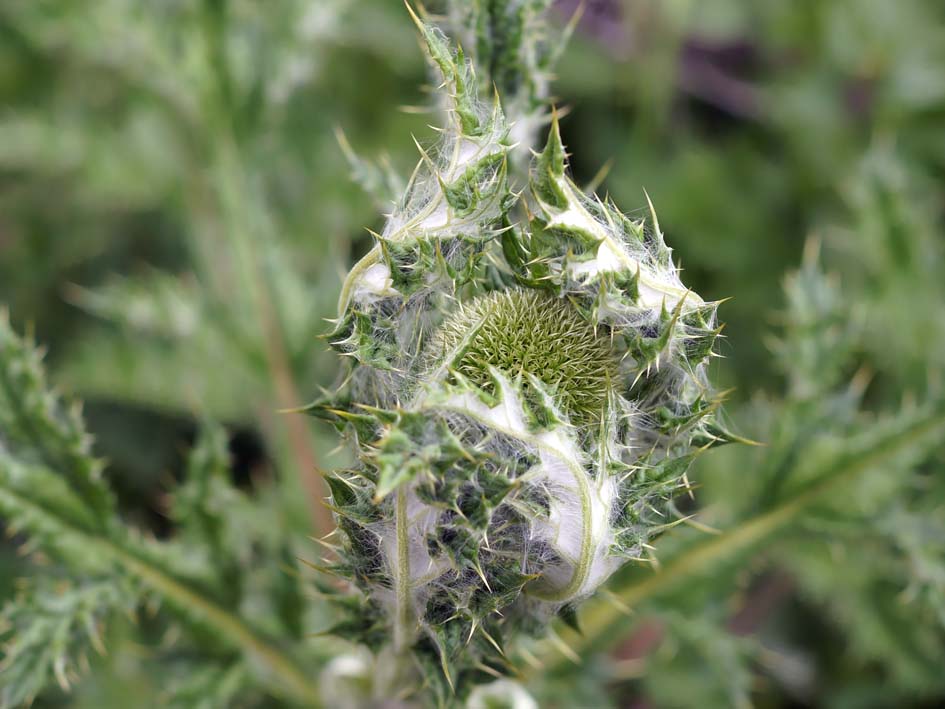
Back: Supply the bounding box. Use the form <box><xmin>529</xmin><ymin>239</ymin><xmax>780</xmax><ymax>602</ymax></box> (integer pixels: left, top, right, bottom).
<box><xmin>313</xmin><ymin>9</ymin><xmax>731</xmax><ymax>699</ymax></box>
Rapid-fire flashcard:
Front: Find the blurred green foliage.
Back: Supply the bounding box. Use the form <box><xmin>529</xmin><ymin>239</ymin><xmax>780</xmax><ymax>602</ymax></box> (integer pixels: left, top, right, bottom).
<box><xmin>1</xmin><ymin>0</ymin><xmax>944</xmax><ymax>707</ymax></box>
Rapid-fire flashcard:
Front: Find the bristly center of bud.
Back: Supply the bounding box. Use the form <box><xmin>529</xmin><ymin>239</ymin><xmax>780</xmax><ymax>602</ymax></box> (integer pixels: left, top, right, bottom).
<box><xmin>427</xmin><ymin>289</ymin><xmax>617</xmax><ymax>426</ymax></box>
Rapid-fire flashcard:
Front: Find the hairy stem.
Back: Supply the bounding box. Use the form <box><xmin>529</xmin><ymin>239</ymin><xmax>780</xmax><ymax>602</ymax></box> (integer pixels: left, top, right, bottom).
<box><xmin>394</xmin><ymin>486</ymin><xmax>412</xmax><ymax>650</ymax></box>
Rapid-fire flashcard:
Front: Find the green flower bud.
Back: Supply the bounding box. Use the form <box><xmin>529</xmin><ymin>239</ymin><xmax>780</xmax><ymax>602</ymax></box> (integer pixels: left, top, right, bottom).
<box><xmin>313</xmin><ymin>9</ymin><xmax>732</xmax><ymax>696</ymax></box>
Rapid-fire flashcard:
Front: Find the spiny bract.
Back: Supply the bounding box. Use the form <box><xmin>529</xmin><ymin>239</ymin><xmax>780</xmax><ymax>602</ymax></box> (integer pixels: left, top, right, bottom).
<box><xmin>311</xmin><ymin>10</ymin><xmax>732</xmax><ymax>701</ymax></box>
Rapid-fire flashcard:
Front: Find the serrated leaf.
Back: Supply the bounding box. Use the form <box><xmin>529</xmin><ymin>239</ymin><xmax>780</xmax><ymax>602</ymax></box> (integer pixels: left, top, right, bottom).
<box><xmin>0</xmin><ymin>579</ymin><xmax>136</xmax><ymax>709</ymax></box>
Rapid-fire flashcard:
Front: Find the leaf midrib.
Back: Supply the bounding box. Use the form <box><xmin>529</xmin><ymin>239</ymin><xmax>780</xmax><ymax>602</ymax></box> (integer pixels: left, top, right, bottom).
<box><xmin>0</xmin><ymin>476</ymin><xmax>324</xmax><ymax>707</ymax></box>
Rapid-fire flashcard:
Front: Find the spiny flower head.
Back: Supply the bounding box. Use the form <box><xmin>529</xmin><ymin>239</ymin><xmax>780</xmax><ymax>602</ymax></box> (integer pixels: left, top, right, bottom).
<box><xmin>311</xmin><ymin>9</ymin><xmax>733</xmax><ymax>701</ymax></box>
<box><xmin>427</xmin><ymin>289</ymin><xmax>617</xmax><ymax>427</ymax></box>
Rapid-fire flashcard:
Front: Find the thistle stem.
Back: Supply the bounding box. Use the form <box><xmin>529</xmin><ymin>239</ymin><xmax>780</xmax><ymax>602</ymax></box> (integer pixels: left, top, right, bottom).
<box><xmin>394</xmin><ymin>486</ymin><xmax>413</xmax><ymax>651</ymax></box>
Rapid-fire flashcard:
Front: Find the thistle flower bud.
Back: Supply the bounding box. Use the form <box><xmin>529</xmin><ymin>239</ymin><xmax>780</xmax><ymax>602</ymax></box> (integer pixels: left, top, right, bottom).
<box><xmin>313</xmin><ymin>11</ymin><xmax>731</xmax><ymax>696</ymax></box>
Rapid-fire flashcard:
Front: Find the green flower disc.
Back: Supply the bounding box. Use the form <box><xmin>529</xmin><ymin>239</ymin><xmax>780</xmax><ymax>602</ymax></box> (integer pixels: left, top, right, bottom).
<box><xmin>429</xmin><ymin>289</ymin><xmax>617</xmax><ymax>426</ymax></box>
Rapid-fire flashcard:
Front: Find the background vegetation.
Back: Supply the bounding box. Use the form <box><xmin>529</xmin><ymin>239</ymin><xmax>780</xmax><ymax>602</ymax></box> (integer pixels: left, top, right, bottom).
<box><xmin>1</xmin><ymin>0</ymin><xmax>944</xmax><ymax>707</ymax></box>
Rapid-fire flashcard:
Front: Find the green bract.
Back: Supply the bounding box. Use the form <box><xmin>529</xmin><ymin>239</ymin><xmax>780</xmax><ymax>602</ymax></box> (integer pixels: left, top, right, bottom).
<box><xmin>313</xmin><ymin>9</ymin><xmax>731</xmax><ymax>699</ymax></box>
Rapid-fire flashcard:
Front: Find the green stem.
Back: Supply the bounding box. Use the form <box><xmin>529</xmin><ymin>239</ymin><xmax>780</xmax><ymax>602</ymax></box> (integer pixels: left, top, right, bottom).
<box><xmin>532</xmin><ymin>405</ymin><xmax>945</xmax><ymax>674</ymax></box>
<box><xmin>394</xmin><ymin>486</ymin><xmax>413</xmax><ymax>650</ymax></box>
<box><xmin>0</xmin><ymin>481</ymin><xmax>324</xmax><ymax>706</ymax></box>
